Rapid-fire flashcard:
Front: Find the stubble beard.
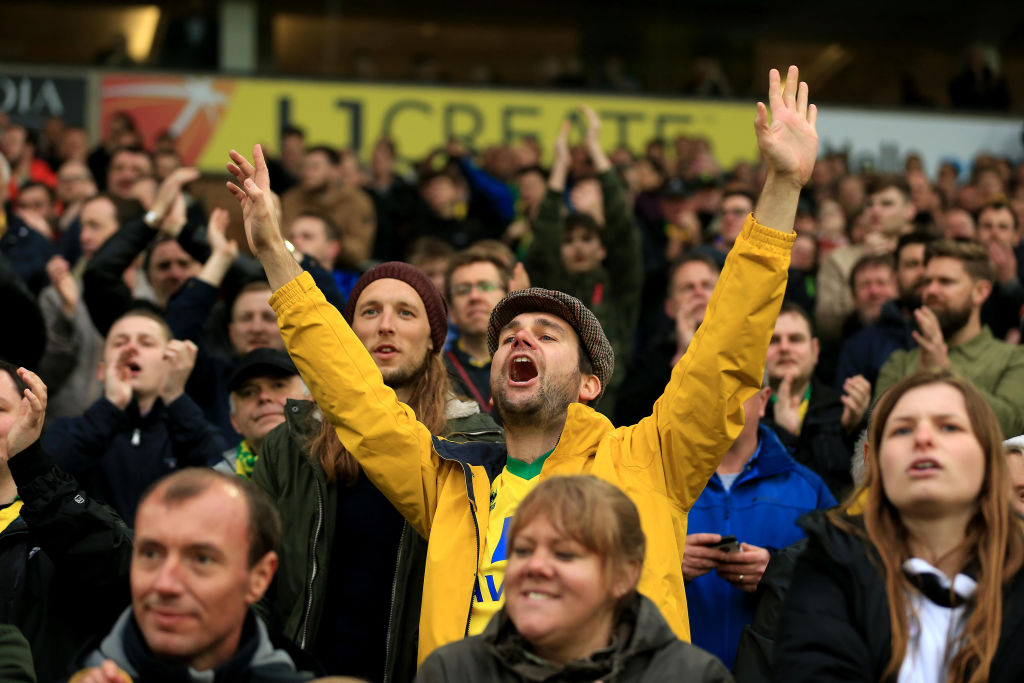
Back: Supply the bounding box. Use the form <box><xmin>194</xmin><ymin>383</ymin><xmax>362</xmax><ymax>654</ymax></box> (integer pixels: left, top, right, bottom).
<box><xmin>381</xmin><ymin>347</ymin><xmax>432</xmax><ymax>393</ymax></box>
<box><xmin>493</xmin><ymin>367</ymin><xmax>579</xmax><ymax>431</ymax></box>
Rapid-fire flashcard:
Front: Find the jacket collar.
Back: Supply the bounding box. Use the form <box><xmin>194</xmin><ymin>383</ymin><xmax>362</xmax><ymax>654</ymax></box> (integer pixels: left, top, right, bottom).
<box><xmin>714</xmin><ymin>425</ymin><xmax>796</xmax><ymax>488</ymax></box>
<box><xmin>953</xmin><ymin>326</ymin><xmax>994</xmax><ymax>360</ymax></box>
<box><xmin>482</xmin><ymin>593</ymin><xmax>677</xmax><ymax>680</ymax></box>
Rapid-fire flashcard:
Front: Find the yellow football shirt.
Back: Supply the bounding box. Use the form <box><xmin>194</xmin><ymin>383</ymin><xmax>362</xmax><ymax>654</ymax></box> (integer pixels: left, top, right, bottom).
<box><xmin>467</xmin><ymin>449</ymin><xmax>551</xmax><ymax>635</ymax></box>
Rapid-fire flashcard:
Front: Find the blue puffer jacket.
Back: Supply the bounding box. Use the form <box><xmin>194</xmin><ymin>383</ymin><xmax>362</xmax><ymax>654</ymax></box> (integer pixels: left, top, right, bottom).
<box><xmin>685</xmin><ymin>425</ymin><xmax>835</xmax><ymax>670</ymax></box>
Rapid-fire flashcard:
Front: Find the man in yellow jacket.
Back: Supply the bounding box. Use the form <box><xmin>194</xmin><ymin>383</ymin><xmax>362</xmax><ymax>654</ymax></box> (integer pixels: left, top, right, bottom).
<box><xmin>226</xmin><ymin>65</ymin><xmax>819</xmax><ymax>664</ymax></box>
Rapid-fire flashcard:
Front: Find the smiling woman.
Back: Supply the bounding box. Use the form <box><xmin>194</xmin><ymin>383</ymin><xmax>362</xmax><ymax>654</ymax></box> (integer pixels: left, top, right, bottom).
<box><xmin>774</xmin><ymin>370</ymin><xmax>1024</xmax><ymax>683</ymax></box>
<box><xmin>415</xmin><ymin>475</ymin><xmax>733</xmax><ymax>682</ymax></box>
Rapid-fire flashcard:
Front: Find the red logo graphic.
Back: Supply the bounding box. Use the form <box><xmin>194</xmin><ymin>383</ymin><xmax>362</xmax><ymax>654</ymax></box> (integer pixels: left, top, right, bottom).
<box><xmin>100</xmin><ymin>75</ymin><xmax>235</xmax><ymax>164</ymax></box>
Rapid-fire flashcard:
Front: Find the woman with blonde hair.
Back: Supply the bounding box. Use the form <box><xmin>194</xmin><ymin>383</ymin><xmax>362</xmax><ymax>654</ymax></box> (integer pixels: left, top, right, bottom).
<box><xmin>416</xmin><ymin>475</ymin><xmax>732</xmax><ymax>682</ymax></box>
<box><xmin>774</xmin><ymin>370</ymin><xmax>1024</xmax><ymax>682</ymax></box>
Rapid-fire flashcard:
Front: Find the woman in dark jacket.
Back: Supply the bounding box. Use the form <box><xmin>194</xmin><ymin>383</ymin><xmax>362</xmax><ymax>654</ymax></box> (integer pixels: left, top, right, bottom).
<box><xmin>416</xmin><ymin>475</ymin><xmax>732</xmax><ymax>683</ymax></box>
<box><xmin>774</xmin><ymin>370</ymin><xmax>1024</xmax><ymax>683</ymax></box>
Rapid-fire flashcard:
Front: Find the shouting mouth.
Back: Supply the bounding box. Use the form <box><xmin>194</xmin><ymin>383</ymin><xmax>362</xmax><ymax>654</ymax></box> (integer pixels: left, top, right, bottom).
<box><xmin>508</xmin><ymin>355</ymin><xmax>539</xmax><ymax>385</ymax></box>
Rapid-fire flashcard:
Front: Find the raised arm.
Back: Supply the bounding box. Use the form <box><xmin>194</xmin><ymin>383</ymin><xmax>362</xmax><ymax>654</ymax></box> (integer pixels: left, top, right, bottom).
<box><xmin>626</xmin><ymin>66</ymin><xmax>817</xmax><ymax>507</ymax></box>
<box><xmin>524</xmin><ymin>122</ymin><xmax>570</xmax><ymax>284</ymax></box>
<box><xmin>226</xmin><ymin>145</ymin><xmax>442</xmax><ymax>536</ymax></box>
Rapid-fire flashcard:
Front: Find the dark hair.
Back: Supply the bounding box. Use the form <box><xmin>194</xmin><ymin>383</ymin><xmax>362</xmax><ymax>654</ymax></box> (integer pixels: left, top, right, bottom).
<box><xmin>925</xmin><ymin>239</ymin><xmax>996</xmax><ymax>284</ymax></box>
<box><xmin>143</xmin><ymin>235</ymin><xmax>196</xmax><ymax>275</ymax></box>
<box><xmin>721</xmin><ymin>189</ymin><xmax>757</xmax><ymax>207</ymax></box>
<box><xmin>281</xmin><ymin>125</ymin><xmax>305</xmax><ymax>140</ymax></box>
<box><xmin>229</xmin><ymin>280</ymin><xmax>273</xmax><ymax>322</ymax></box>
<box><xmin>139</xmin><ymin>469</ymin><xmax>282</xmax><ymax>567</ymax></box>
<box><xmin>848</xmin><ymin>253</ymin><xmax>895</xmax><ymax>291</ymax></box>
<box><xmin>865</xmin><ymin>174</ymin><xmax>911</xmax><ymax>202</ymax></box>
<box><xmin>0</xmin><ymin>360</ymin><xmax>28</xmax><ymax>397</ymax></box>
<box><xmin>666</xmin><ymin>251</ymin><xmax>721</xmax><ymax>296</ymax></box>
<box><xmin>305</xmin><ymin>145</ymin><xmax>339</xmax><ymax>166</ymax></box>
<box><xmin>776</xmin><ymin>301</ymin><xmax>816</xmax><ymax>338</ymax></box>
<box><xmin>564</xmin><ymin>213</ymin><xmax>603</xmax><ymax>243</ymax></box>
<box><xmin>515</xmin><ymin>164</ymin><xmax>547</xmax><ymax>181</ymax></box>
<box><xmin>977</xmin><ymin>198</ymin><xmax>1020</xmax><ymax>231</ymax></box>
<box><xmin>444</xmin><ymin>248</ymin><xmax>512</xmax><ymax>300</ymax></box>
<box><xmin>17</xmin><ymin>181</ymin><xmax>56</xmax><ymax>203</ymax></box>
<box><xmin>895</xmin><ymin>232</ymin><xmax>937</xmax><ymax>263</ymax></box>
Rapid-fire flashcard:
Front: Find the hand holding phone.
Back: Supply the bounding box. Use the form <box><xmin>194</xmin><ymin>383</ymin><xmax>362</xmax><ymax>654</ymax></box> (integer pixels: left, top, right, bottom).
<box><xmin>710</xmin><ymin>535</ymin><xmax>740</xmax><ymax>553</ymax></box>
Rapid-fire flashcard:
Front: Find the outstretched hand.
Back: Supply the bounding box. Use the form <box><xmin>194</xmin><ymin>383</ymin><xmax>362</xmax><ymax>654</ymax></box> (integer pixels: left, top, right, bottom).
<box><xmin>754</xmin><ymin>65</ymin><xmax>818</xmax><ymax>188</ymax></box>
<box><xmin>2</xmin><ymin>368</ymin><xmax>47</xmax><ymax>464</ymax></box>
<box><xmin>226</xmin><ymin>145</ymin><xmax>281</xmax><ymax>257</ymax></box>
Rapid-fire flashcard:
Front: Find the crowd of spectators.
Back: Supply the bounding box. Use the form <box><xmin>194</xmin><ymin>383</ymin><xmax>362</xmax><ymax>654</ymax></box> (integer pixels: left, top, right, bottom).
<box><xmin>1</xmin><ymin>63</ymin><xmax>1024</xmax><ymax>682</ymax></box>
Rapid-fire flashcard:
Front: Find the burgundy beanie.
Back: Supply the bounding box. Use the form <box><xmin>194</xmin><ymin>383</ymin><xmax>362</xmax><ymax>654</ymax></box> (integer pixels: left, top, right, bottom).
<box><xmin>343</xmin><ymin>262</ymin><xmax>449</xmax><ymax>353</ymax></box>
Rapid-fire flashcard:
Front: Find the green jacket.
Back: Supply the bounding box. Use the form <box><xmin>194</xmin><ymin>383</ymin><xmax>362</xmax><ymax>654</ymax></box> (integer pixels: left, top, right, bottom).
<box><xmin>526</xmin><ymin>169</ymin><xmax>643</xmax><ymax>420</ymax></box>
<box><xmin>875</xmin><ymin>326</ymin><xmax>1024</xmax><ymax>437</ymax></box>
<box><xmin>253</xmin><ymin>397</ymin><xmax>502</xmax><ymax>683</ymax></box>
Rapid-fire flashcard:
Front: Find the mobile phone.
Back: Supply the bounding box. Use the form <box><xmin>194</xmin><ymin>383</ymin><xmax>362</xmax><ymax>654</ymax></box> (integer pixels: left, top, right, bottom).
<box><xmin>711</xmin><ymin>535</ymin><xmax>740</xmax><ymax>553</ymax></box>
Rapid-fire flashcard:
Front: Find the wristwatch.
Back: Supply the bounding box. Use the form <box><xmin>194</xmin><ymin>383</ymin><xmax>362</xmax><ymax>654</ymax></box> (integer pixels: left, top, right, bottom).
<box><xmin>143</xmin><ymin>210</ymin><xmax>160</xmax><ymax>228</ymax></box>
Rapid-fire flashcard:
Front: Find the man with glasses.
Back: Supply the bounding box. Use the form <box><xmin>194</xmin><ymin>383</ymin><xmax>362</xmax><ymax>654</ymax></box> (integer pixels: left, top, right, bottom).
<box><xmin>444</xmin><ymin>248</ymin><xmax>511</xmax><ymax>414</ymax></box>
<box><xmin>697</xmin><ymin>190</ymin><xmax>756</xmax><ymax>268</ymax></box>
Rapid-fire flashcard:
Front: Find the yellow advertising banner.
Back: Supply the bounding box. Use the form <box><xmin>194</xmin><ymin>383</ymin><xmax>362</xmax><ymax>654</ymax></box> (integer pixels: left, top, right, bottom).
<box><xmin>100</xmin><ymin>74</ymin><xmax>759</xmax><ymax>172</ymax></box>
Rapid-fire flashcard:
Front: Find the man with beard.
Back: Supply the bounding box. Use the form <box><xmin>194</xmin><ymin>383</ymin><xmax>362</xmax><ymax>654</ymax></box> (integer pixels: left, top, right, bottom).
<box><xmin>226</xmin><ymin>65</ymin><xmax>817</xmax><ymax>662</ymax></box>
<box><xmin>875</xmin><ymin>239</ymin><xmax>1024</xmax><ymax>436</ymax></box>
<box><xmin>835</xmin><ymin>232</ymin><xmax>935</xmax><ymax>388</ymax></box>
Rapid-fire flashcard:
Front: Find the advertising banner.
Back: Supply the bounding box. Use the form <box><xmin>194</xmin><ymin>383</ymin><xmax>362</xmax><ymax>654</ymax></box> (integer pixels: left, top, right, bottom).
<box><xmin>99</xmin><ymin>74</ymin><xmax>758</xmax><ymax>172</ymax></box>
<box><xmin>0</xmin><ymin>72</ymin><xmax>88</xmax><ymax>129</ymax></box>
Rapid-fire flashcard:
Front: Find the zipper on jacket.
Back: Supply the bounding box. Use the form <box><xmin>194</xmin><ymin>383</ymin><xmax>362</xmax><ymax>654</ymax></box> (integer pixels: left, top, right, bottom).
<box><xmin>464</xmin><ymin>471</ymin><xmax>481</xmax><ymax>637</ymax></box>
<box><xmin>382</xmin><ymin>522</ymin><xmax>408</xmax><ymax>683</ymax></box>
<box><xmin>299</xmin><ymin>477</ymin><xmax>325</xmax><ymax>650</ymax></box>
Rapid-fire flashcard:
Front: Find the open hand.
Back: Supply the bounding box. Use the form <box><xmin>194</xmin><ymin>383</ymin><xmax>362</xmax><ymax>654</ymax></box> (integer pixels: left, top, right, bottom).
<box><xmin>754</xmin><ymin>65</ymin><xmax>818</xmax><ymax>188</ymax></box>
<box><xmin>1</xmin><ymin>368</ymin><xmax>47</xmax><ymax>464</ymax></box>
<box><xmin>47</xmin><ymin>255</ymin><xmax>80</xmax><ymax>314</ymax></box>
<box><xmin>226</xmin><ymin>145</ymin><xmax>283</xmax><ymax>257</ymax></box>
<box><xmin>912</xmin><ymin>307</ymin><xmax>950</xmax><ymax>371</ymax></box>
<box><xmin>840</xmin><ymin>374</ymin><xmax>872</xmax><ymax>433</ymax></box>
<box><xmin>772</xmin><ymin>372</ymin><xmax>803</xmax><ymax>435</ymax></box>
<box><xmin>150</xmin><ymin>167</ymin><xmax>200</xmax><ymax>227</ymax></box>
<box><xmin>509</xmin><ymin>262</ymin><xmax>531</xmax><ymax>291</ymax></box>
<box><xmin>206</xmin><ymin>207</ymin><xmax>238</xmax><ymax>260</ymax></box>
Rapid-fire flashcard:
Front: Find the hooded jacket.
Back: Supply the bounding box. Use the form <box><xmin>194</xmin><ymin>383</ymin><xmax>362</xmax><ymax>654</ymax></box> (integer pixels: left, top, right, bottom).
<box><xmin>415</xmin><ymin>593</ymin><xmax>734</xmax><ymax>682</ymax></box>
<box><xmin>269</xmin><ymin>214</ymin><xmax>793</xmax><ymax>663</ymax></box>
<box><xmin>253</xmin><ymin>397</ymin><xmax>503</xmax><ymax>683</ymax></box>
<box><xmin>684</xmin><ymin>426</ymin><xmax>835</xmax><ymax>669</ymax></box>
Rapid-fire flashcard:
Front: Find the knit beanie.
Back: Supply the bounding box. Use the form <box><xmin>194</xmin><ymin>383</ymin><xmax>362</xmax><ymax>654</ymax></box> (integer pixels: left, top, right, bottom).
<box><xmin>343</xmin><ymin>262</ymin><xmax>449</xmax><ymax>353</ymax></box>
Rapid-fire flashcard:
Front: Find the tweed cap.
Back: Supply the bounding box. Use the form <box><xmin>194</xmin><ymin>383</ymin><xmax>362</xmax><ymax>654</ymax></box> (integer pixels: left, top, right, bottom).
<box><xmin>487</xmin><ymin>287</ymin><xmax>614</xmax><ymax>401</ymax></box>
<box><xmin>343</xmin><ymin>262</ymin><xmax>449</xmax><ymax>353</ymax></box>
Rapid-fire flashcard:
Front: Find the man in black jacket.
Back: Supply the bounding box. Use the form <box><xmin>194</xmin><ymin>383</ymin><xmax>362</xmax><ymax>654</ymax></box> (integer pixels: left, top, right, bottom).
<box><xmin>43</xmin><ymin>309</ymin><xmax>226</xmax><ymax>522</ymax></box>
<box><xmin>764</xmin><ymin>303</ymin><xmax>869</xmax><ymax>499</ymax></box>
<box><xmin>0</xmin><ymin>362</ymin><xmax>132</xmax><ymax>682</ymax></box>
